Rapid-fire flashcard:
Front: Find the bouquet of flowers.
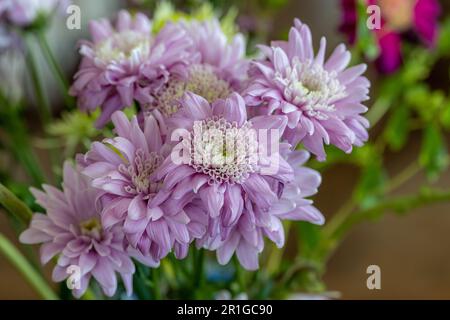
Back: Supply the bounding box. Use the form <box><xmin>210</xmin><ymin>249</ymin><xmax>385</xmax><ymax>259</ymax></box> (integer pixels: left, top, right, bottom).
<box><xmin>0</xmin><ymin>0</ymin><xmax>449</xmax><ymax>300</ymax></box>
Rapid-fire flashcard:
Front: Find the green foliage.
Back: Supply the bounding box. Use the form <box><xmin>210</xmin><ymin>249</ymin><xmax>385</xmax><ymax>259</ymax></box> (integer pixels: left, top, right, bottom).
<box><xmin>384</xmin><ymin>104</ymin><xmax>410</xmax><ymax>151</ymax></box>
<box><xmin>437</xmin><ymin>19</ymin><xmax>450</xmax><ymax>56</ymax></box>
<box><xmin>152</xmin><ymin>1</ymin><xmax>239</xmax><ymax>40</ymax></box>
<box><xmin>419</xmin><ymin>124</ymin><xmax>449</xmax><ymax>180</ymax></box>
<box><xmin>441</xmin><ymin>100</ymin><xmax>450</xmax><ymax>129</ymax></box>
<box><xmin>355</xmin><ymin>160</ymin><xmax>388</xmax><ymax>209</ymax></box>
<box><xmin>46</xmin><ymin>109</ymin><xmax>107</xmax><ymax>157</ymax></box>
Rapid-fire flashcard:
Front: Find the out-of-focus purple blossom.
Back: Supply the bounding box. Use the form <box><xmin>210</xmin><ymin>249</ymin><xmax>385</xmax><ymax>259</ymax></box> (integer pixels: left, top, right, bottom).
<box><xmin>78</xmin><ymin>110</ymin><xmax>199</xmax><ymax>266</ymax></box>
<box><xmin>20</xmin><ymin>162</ymin><xmax>135</xmax><ymax>298</ymax></box>
<box><xmin>69</xmin><ymin>10</ymin><xmax>192</xmax><ymax>127</ymax></box>
<box><xmin>147</xmin><ymin>19</ymin><xmax>249</xmax><ymax>116</ymax></box>
<box><xmin>245</xmin><ymin>19</ymin><xmax>370</xmax><ymax>161</ymax></box>
<box><xmin>0</xmin><ymin>0</ymin><xmax>70</xmax><ymax>27</ymax></box>
<box><xmin>339</xmin><ymin>0</ymin><xmax>441</xmax><ymax>73</ymax></box>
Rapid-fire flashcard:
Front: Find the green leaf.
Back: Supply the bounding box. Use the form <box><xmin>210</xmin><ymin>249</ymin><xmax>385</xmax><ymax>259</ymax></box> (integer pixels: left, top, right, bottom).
<box><xmin>419</xmin><ymin>124</ymin><xmax>449</xmax><ymax>180</ymax></box>
<box><xmin>384</xmin><ymin>105</ymin><xmax>410</xmax><ymax>151</ymax></box>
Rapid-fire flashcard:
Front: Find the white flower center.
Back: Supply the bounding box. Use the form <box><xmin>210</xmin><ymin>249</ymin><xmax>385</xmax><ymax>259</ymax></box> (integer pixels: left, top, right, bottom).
<box><xmin>280</xmin><ymin>58</ymin><xmax>346</xmax><ymax>120</ymax></box>
<box><xmin>118</xmin><ymin>149</ymin><xmax>163</xmax><ymax>196</ymax></box>
<box><xmin>151</xmin><ymin>64</ymin><xmax>231</xmax><ymax>115</ymax></box>
<box><xmin>95</xmin><ymin>30</ymin><xmax>151</xmax><ymax>64</ymax></box>
<box><xmin>185</xmin><ymin>117</ymin><xmax>258</xmax><ymax>184</ymax></box>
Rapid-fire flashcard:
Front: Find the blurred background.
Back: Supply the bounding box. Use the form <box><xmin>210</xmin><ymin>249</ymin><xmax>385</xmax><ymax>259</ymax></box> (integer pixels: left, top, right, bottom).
<box><xmin>1</xmin><ymin>0</ymin><xmax>450</xmax><ymax>299</ymax></box>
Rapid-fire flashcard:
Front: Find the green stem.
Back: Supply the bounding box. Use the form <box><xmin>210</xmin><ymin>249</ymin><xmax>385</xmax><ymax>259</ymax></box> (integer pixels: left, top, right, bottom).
<box><xmin>266</xmin><ymin>221</ymin><xmax>291</xmax><ymax>275</ymax></box>
<box><xmin>25</xmin><ymin>35</ymin><xmax>52</xmax><ymax>126</ymax></box>
<box><xmin>233</xmin><ymin>256</ymin><xmax>246</xmax><ymax>292</ymax></box>
<box><xmin>81</xmin><ymin>288</ymin><xmax>97</xmax><ymax>300</ymax></box>
<box><xmin>0</xmin><ymin>233</ymin><xmax>58</xmax><ymax>300</ymax></box>
<box><xmin>319</xmin><ymin>188</ymin><xmax>450</xmax><ymax>261</ymax></box>
<box><xmin>331</xmin><ymin>188</ymin><xmax>450</xmax><ymax>244</ymax></box>
<box><xmin>151</xmin><ymin>268</ymin><xmax>161</xmax><ymax>300</ymax></box>
<box><xmin>385</xmin><ymin>161</ymin><xmax>421</xmax><ymax>193</ymax></box>
<box><xmin>193</xmin><ymin>249</ymin><xmax>205</xmax><ymax>289</ymax></box>
<box><xmin>36</xmin><ymin>31</ymin><xmax>74</xmax><ymax>108</ymax></box>
<box><xmin>322</xmin><ymin>160</ymin><xmax>421</xmax><ymax>242</ymax></box>
<box><xmin>321</xmin><ymin>196</ymin><xmax>357</xmax><ymax>240</ymax></box>
<box><xmin>2</xmin><ymin>103</ymin><xmax>45</xmax><ymax>185</ymax></box>
<box><xmin>366</xmin><ymin>96</ymin><xmax>391</xmax><ymax>128</ymax></box>
<box><xmin>0</xmin><ymin>183</ymin><xmax>33</xmax><ymax>225</ymax></box>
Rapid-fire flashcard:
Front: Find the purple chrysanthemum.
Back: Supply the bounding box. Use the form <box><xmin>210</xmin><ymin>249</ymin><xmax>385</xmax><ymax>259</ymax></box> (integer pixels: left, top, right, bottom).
<box><xmin>155</xmin><ymin>92</ymin><xmax>322</xmax><ymax>269</ymax></box>
<box><xmin>78</xmin><ymin>110</ymin><xmax>198</xmax><ymax>266</ymax></box>
<box><xmin>147</xmin><ymin>19</ymin><xmax>248</xmax><ymax>116</ymax></box>
<box><xmin>19</xmin><ymin>162</ymin><xmax>134</xmax><ymax>298</ymax></box>
<box><xmin>69</xmin><ymin>10</ymin><xmax>192</xmax><ymax>127</ymax></box>
<box><xmin>245</xmin><ymin>19</ymin><xmax>370</xmax><ymax>161</ymax></box>
<box><xmin>210</xmin><ymin>149</ymin><xmax>324</xmax><ymax>270</ymax></box>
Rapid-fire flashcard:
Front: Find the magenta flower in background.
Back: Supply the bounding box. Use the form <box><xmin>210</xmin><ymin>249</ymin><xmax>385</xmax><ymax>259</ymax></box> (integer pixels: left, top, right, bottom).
<box><xmin>0</xmin><ymin>0</ymin><xmax>69</xmax><ymax>27</ymax></box>
<box><xmin>69</xmin><ymin>10</ymin><xmax>192</xmax><ymax>127</ymax></box>
<box><xmin>148</xmin><ymin>19</ymin><xmax>248</xmax><ymax>116</ymax></box>
<box><xmin>19</xmin><ymin>162</ymin><xmax>135</xmax><ymax>298</ymax></box>
<box><xmin>155</xmin><ymin>92</ymin><xmax>322</xmax><ymax>270</ymax></box>
<box><xmin>79</xmin><ymin>110</ymin><xmax>197</xmax><ymax>266</ymax></box>
<box><xmin>339</xmin><ymin>0</ymin><xmax>441</xmax><ymax>73</ymax></box>
<box><xmin>245</xmin><ymin>19</ymin><xmax>370</xmax><ymax>161</ymax></box>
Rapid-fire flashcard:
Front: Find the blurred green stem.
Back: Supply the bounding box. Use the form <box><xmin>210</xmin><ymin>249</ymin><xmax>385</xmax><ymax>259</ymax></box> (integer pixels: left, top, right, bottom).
<box><xmin>385</xmin><ymin>161</ymin><xmax>421</xmax><ymax>193</ymax></box>
<box><xmin>266</xmin><ymin>221</ymin><xmax>291</xmax><ymax>275</ymax></box>
<box><xmin>0</xmin><ymin>233</ymin><xmax>58</xmax><ymax>300</ymax></box>
<box><xmin>0</xmin><ymin>183</ymin><xmax>33</xmax><ymax>225</ymax></box>
<box><xmin>320</xmin><ymin>188</ymin><xmax>450</xmax><ymax>260</ymax></box>
<box><xmin>0</xmin><ymin>94</ymin><xmax>45</xmax><ymax>185</ymax></box>
<box><xmin>81</xmin><ymin>288</ymin><xmax>97</xmax><ymax>300</ymax></box>
<box><xmin>322</xmin><ymin>159</ymin><xmax>421</xmax><ymax>245</ymax></box>
<box><xmin>151</xmin><ymin>268</ymin><xmax>162</xmax><ymax>300</ymax></box>
<box><xmin>192</xmin><ymin>249</ymin><xmax>205</xmax><ymax>291</ymax></box>
<box><xmin>366</xmin><ymin>96</ymin><xmax>391</xmax><ymax>128</ymax></box>
<box><xmin>25</xmin><ymin>35</ymin><xmax>52</xmax><ymax>127</ymax></box>
<box><xmin>233</xmin><ymin>256</ymin><xmax>246</xmax><ymax>292</ymax></box>
<box><xmin>36</xmin><ymin>31</ymin><xmax>74</xmax><ymax>108</ymax></box>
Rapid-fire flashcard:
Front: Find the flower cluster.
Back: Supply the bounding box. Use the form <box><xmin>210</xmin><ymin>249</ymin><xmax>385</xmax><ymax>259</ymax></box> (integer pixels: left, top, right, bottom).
<box><xmin>21</xmin><ymin>10</ymin><xmax>370</xmax><ymax>297</ymax></box>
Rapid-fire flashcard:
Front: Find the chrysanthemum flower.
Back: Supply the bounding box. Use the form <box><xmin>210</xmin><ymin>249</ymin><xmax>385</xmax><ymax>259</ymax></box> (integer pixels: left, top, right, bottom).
<box><xmin>205</xmin><ymin>149</ymin><xmax>324</xmax><ymax>270</ymax></box>
<box><xmin>79</xmin><ymin>110</ymin><xmax>195</xmax><ymax>266</ymax></box>
<box><xmin>156</xmin><ymin>92</ymin><xmax>322</xmax><ymax>269</ymax></box>
<box><xmin>0</xmin><ymin>0</ymin><xmax>69</xmax><ymax>27</ymax></box>
<box><xmin>69</xmin><ymin>10</ymin><xmax>192</xmax><ymax>127</ymax></box>
<box><xmin>19</xmin><ymin>162</ymin><xmax>135</xmax><ymax>298</ymax></box>
<box><xmin>147</xmin><ymin>19</ymin><xmax>248</xmax><ymax>116</ymax></box>
<box><xmin>245</xmin><ymin>19</ymin><xmax>370</xmax><ymax>161</ymax></box>
<box><xmin>339</xmin><ymin>0</ymin><xmax>441</xmax><ymax>73</ymax></box>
